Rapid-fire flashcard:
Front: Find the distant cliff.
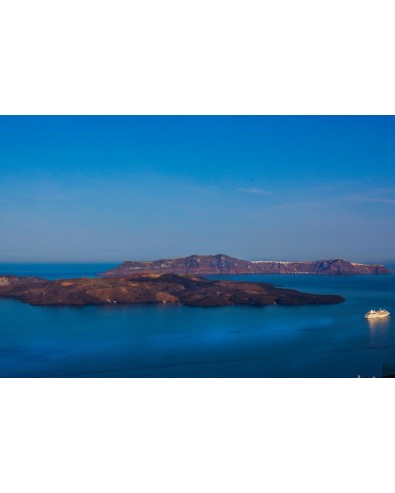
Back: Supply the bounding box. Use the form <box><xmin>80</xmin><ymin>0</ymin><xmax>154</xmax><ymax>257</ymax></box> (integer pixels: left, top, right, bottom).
<box><xmin>101</xmin><ymin>254</ymin><xmax>390</xmax><ymax>277</ymax></box>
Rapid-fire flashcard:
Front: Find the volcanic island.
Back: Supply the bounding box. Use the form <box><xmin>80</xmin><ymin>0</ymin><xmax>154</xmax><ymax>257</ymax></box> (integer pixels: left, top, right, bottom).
<box><xmin>0</xmin><ymin>273</ymin><xmax>345</xmax><ymax>307</ymax></box>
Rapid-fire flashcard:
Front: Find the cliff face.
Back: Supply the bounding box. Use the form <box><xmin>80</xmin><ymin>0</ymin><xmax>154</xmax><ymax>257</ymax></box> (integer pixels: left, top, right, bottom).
<box><xmin>101</xmin><ymin>254</ymin><xmax>390</xmax><ymax>277</ymax></box>
<box><xmin>0</xmin><ymin>274</ymin><xmax>345</xmax><ymax>307</ymax></box>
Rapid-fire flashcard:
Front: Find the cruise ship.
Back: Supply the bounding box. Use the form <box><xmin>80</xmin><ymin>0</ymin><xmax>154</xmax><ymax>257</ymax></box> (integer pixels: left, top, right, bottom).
<box><xmin>364</xmin><ymin>309</ymin><xmax>390</xmax><ymax>319</ymax></box>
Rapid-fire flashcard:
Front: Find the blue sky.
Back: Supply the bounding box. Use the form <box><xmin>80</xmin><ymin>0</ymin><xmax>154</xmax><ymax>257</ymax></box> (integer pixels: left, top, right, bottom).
<box><xmin>1</xmin><ymin>116</ymin><xmax>395</xmax><ymax>262</ymax></box>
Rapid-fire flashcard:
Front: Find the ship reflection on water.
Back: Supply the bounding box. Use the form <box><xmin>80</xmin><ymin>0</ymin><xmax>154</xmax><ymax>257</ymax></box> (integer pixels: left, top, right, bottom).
<box><xmin>366</xmin><ymin>316</ymin><xmax>391</xmax><ymax>349</ymax></box>
<box><xmin>366</xmin><ymin>317</ymin><xmax>391</xmax><ymax>331</ymax></box>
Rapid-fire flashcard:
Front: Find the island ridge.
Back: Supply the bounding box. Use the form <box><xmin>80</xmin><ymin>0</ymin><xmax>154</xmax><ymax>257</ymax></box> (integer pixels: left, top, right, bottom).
<box><xmin>101</xmin><ymin>254</ymin><xmax>390</xmax><ymax>277</ymax></box>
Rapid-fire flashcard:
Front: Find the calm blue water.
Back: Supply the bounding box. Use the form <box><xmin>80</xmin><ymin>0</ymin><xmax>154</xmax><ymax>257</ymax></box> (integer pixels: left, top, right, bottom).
<box><xmin>1</xmin><ymin>264</ymin><xmax>395</xmax><ymax>378</ymax></box>
<box><xmin>0</xmin><ymin>263</ymin><xmax>119</xmax><ymax>280</ymax></box>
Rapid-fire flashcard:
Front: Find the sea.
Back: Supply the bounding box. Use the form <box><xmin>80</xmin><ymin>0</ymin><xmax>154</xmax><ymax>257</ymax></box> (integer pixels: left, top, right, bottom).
<box><xmin>0</xmin><ymin>263</ymin><xmax>395</xmax><ymax>378</ymax></box>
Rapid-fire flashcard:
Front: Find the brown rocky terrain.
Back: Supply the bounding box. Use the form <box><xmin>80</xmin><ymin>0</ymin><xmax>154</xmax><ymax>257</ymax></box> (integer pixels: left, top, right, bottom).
<box><xmin>0</xmin><ymin>273</ymin><xmax>345</xmax><ymax>307</ymax></box>
<box><xmin>101</xmin><ymin>254</ymin><xmax>390</xmax><ymax>277</ymax></box>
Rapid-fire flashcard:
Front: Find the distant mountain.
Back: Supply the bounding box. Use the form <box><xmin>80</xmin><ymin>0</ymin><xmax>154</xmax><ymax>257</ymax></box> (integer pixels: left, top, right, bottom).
<box><xmin>100</xmin><ymin>254</ymin><xmax>391</xmax><ymax>276</ymax></box>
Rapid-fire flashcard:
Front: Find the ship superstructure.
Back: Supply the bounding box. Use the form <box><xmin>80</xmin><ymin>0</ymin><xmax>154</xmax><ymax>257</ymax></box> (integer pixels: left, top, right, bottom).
<box><xmin>364</xmin><ymin>309</ymin><xmax>390</xmax><ymax>319</ymax></box>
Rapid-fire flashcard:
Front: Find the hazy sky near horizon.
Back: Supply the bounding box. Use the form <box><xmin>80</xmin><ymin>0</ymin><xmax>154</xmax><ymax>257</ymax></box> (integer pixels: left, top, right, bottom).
<box><xmin>1</xmin><ymin>116</ymin><xmax>395</xmax><ymax>263</ymax></box>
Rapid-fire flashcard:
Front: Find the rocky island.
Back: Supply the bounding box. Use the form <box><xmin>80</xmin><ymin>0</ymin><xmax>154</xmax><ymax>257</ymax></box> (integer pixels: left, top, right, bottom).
<box><xmin>101</xmin><ymin>254</ymin><xmax>390</xmax><ymax>277</ymax></box>
<box><xmin>0</xmin><ymin>274</ymin><xmax>344</xmax><ymax>307</ymax></box>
